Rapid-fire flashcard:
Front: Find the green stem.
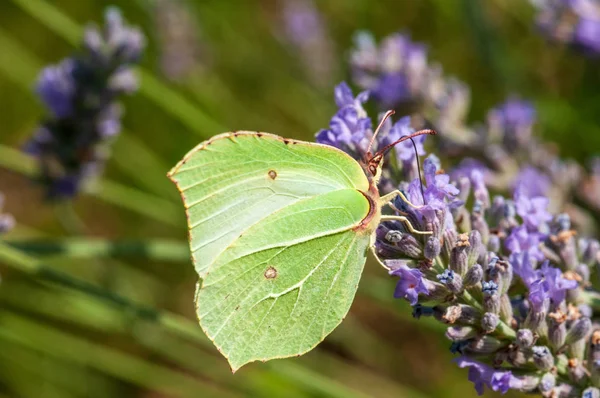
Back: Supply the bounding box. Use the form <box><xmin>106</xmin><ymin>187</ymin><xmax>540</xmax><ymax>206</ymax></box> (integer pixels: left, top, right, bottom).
<box><xmin>0</xmin><ymin>241</ymin><xmax>166</xmax><ymax>321</ymax></box>
<box><xmin>7</xmin><ymin>238</ymin><xmax>190</xmax><ymax>262</ymax></box>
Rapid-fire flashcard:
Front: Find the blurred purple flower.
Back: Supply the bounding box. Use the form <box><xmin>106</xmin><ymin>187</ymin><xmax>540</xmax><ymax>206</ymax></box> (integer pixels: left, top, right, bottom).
<box><xmin>154</xmin><ymin>0</ymin><xmax>205</xmax><ymax>81</ymax></box>
<box><xmin>534</xmin><ymin>0</ymin><xmax>600</xmax><ymax>55</ymax></box>
<box><xmin>316</xmin><ymin>82</ymin><xmax>372</xmax><ymax>159</ymax></box>
<box><xmin>450</xmin><ymin>158</ymin><xmax>490</xmax><ymax>183</ymax></box>
<box><xmin>512</xmin><ymin>166</ymin><xmax>551</xmax><ymax>198</ymax></box>
<box><xmin>279</xmin><ymin>0</ymin><xmax>335</xmax><ymax>86</ymax></box>
<box><xmin>29</xmin><ymin>7</ymin><xmax>145</xmax><ymax>199</ymax></box>
<box><xmin>36</xmin><ymin>60</ymin><xmax>76</xmax><ymax>118</ymax></box>
<box><xmin>487</xmin><ymin>98</ymin><xmax>536</xmax><ymax>150</ymax></box>
<box><xmin>351</xmin><ymin>31</ymin><xmax>428</xmax><ymax>108</ymax></box>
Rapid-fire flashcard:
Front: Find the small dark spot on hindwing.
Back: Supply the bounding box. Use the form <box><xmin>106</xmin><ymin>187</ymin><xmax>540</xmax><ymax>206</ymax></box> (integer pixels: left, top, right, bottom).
<box><xmin>268</xmin><ymin>170</ymin><xmax>277</xmax><ymax>180</ymax></box>
<box><xmin>264</xmin><ymin>266</ymin><xmax>278</xmax><ymax>279</ymax></box>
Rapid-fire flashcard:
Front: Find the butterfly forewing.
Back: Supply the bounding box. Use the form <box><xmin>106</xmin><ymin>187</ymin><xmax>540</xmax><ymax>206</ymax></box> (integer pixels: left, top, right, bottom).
<box><xmin>168</xmin><ymin>132</ymin><xmax>373</xmax><ymax>371</ymax></box>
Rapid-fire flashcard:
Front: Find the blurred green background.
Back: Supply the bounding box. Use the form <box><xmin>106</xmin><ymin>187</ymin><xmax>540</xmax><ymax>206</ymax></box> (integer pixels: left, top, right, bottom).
<box><xmin>0</xmin><ymin>0</ymin><xmax>597</xmax><ymax>396</ymax></box>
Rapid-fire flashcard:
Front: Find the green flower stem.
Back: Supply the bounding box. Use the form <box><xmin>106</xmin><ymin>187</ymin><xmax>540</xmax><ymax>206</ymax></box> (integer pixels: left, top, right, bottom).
<box><xmin>6</xmin><ymin>238</ymin><xmax>190</xmax><ymax>262</ymax></box>
<box><xmin>0</xmin><ymin>144</ymin><xmax>183</xmax><ymax>227</ymax></box>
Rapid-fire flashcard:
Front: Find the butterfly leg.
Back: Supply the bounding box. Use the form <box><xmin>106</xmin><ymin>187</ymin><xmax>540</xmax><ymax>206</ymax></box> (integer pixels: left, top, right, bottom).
<box><xmin>379</xmin><ymin>215</ymin><xmax>432</xmax><ymax>235</ymax></box>
<box><xmin>379</xmin><ymin>190</ymin><xmax>423</xmax><ymax>209</ymax></box>
<box><xmin>369</xmin><ymin>234</ymin><xmax>391</xmax><ymax>271</ymax></box>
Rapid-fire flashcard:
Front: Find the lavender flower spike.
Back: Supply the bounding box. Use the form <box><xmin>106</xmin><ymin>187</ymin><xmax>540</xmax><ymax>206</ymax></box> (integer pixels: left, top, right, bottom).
<box><xmin>317</xmin><ymin>76</ymin><xmax>592</xmax><ymax>397</ymax></box>
<box><xmin>28</xmin><ymin>7</ymin><xmax>145</xmax><ymax>199</ymax></box>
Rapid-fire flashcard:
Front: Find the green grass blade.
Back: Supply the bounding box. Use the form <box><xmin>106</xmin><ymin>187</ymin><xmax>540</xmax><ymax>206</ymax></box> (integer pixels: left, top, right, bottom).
<box><xmin>7</xmin><ymin>238</ymin><xmax>189</xmax><ymax>262</ymax></box>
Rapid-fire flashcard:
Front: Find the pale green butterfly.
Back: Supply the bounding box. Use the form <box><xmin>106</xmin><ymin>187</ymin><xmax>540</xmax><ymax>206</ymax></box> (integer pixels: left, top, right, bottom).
<box><xmin>168</xmin><ymin>111</ymin><xmax>435</xmax><ymax>372</ymax></box>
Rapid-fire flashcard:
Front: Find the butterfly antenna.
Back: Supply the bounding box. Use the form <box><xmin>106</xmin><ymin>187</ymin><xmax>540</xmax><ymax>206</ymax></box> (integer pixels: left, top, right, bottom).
<box><xmin>374</xmin><ymin>128</ymin><xmax>436</xmax><ymax>204</ymax></box>
<box><xmin>410</xmin><ymin>137</ymin><xmax>426</xmax><ymax>203</ymax></box>
<box><xmin>366</xmin><ymin>110</ymin><xmax>395</xmax><ymax>155</ymax></box>
<box><xmin>375</xmin><ymin>128</ymin><xmax>436</xmax><ymax>157</ymax></box>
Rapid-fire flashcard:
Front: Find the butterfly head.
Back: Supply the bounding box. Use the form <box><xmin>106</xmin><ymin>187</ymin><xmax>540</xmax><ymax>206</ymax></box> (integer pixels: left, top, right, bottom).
<box><xmin>363</xmin><ymin>110</ymin><xmax>436</xmax><ymax>186</ymax></box>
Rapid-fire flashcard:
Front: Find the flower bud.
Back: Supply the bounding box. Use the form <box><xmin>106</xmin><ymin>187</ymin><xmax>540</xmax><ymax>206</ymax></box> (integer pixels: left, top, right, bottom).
<box><xmin>484</xmin><ymin>293</ymin><xmax>500</xmax><ymax>315</ymax></box>
<box><xmin>579</xmin><ymin>304</ymin><xmax>593</xmax><ymax>318</ymax></box>
<box><xmin>435</xmin><ymin>304</ymin><xmax>480</xmax><ymax>325</ymax></box>
<box><xmin>555</xmin><ymin>213</ymin><xmax>571</xmax><ymax>231</ymax></box>
<box><xmin>445</xmin><ymin>326</ymin><xmax>476</xmax><ymax>341</ymax></box>
<box><xmin>558</xmin><ymin>236</ymin><xmax>578</xmax><ymax>270</ymax></box>
<box><xmin>467</xmin><ymin>230</ymin><xmax>484</xmax><ymax>266</ymax></box>
<box><xmin>499</xmin><ymin>294</ymin><xmax>513</xmax><ymax>324</ymax></box>
<box><xmin>457</xmin><ymin>176</ymin><xmax>470</xmax><ymax>202</ymax></box>
<box><xmin>471</xmin><ymin>170</ymin><xmax>490</xmax><ymax>208</ymax></box>
<box><xmin>481</xmin><ymin>312</ymin><xmax>499</xmax><ymax>333</ymax></box>
<box><xmin>384</xmin><ymin>231</ymin><xmax>423</xmax><ymax>259</ymax></box>
<box><xmin>488</xmin><ymin>258</ymin><xmax>513</xmax><ymax>295</ymax></box>
<box><xmin>424</xmin><ymin>236</ymin><xmax>441</xmax><ymax>260</ymax></box>
<box><xmin>590</xmin><ymin>333</ymin><xmax>600</xmax><ymax>391</ymax></box>
<box><xmin>582</xmin><ymin>239</ymin><xmax>600</xmax><ymax>265</ymax></box>
<box><xmin>450</xmin><ymin>234</ymin><xmax>470</xmax><ymax>276</ymax></box>
<box><xmin>569</xmin><ymin>339</ymin><xmax>587</xmax><ymax>361</ymax></box>
<box><xmin>449</xmin><ymin>340</ymin><xmax>470</xmax><ymax>355</ymax></box>
<box><xmin>532</xmin><ymin>346</ymin><xmax>554</xmax><ymax>371</ymax></box>
<box><xmin>538</xmin><ymin>373</ymin><xmax>555</xmax><ymax>394</ymax></box>
<box><xmin>412</xmin><ymin>305</ymin><xmax>435</xmax><ymax>319</ymax></box>
<box><xmin>471</xmin><ymin>211</ymin><xmax>490</xmax><ymax>248</ymax></box>
<box><xmin>436</xmin><ymin>269</ymin><xmax>463</xmax><ymax>294</ymax></box>
<box><xmin>490</xmin><ymin>195</ymin><xmax>506</xmax><ymax>223</ymax></box>
<box><xmin>466</xmin><ymin>335</ymin><xmax>503</xmax><ymax>355</ymax></box>
<box><xmin>516</xmin><ymin>329</ymin><xmax>536</xmax><ymax>349</ymax></box>
<box><xmin>524</xmin><ymin>305</ymin><xmax>548</xmax><ymax>335</ymax></box>
<box><xmin>551</xmin><ymin>383</ymin><xmax>575</xmax><ymax>397</ymax></box>
<box><xmin>441</xmin><ymin>228</ymin><xmax>457</xmax><ymax>263</ymax></box>
<box><xmin>487</xmin><ymin>234</ymin><xmax>501</xmax><ymax>253</ymax></box>
<box><xmin>567</xmin><ymin>359</ymin><xmax>587</xmax><ymax>384</ymax></box>
<box><xmin>583</xmin><ymin>387</ymin><xmax>600</xmax><ymax>398</ymax></box>
<box><xmin>565</xmin><ymin>317</ymin><xmax>592</xmax><ymax>346</ymax></box>
<box><xmin>507</xmin><ymin>347</ymin><xmax>528</xmax><ymax>367</ymax></box>
<box><xmin>576</xmin><ymin>264</ymin><xmax>590</xmax><ymax>284</ymax></box>
<box><xmin>547</xmin><ymin>311</ymin><xmax>567</xmax><ymax>350</ymax></box>
<box><xmin>463</xmin><ymin>263</ymin><xmax>483</xmax><ymax>288</ymax></box>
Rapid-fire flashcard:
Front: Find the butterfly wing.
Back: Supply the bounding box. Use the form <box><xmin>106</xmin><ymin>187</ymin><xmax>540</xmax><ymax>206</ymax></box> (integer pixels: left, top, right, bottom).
<box><xmin>168</xmin><ymin>132</ymin><xmax>373</xmax><ymax>371</ymax></box>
